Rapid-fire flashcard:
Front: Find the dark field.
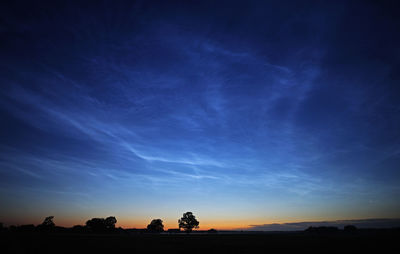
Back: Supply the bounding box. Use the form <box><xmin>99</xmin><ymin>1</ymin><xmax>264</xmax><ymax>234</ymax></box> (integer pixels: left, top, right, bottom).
<box><xmin>2</xmin><ymin>230</ymin><xmax>399</xmax><ymax>254</ymax></box>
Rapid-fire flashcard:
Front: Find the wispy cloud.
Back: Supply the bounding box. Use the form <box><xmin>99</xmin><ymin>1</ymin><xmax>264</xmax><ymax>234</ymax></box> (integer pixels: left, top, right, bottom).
<box><xmin>1</xmin><ymin>1</ymin><xmax>400</xmax><ymax>226</ymax></box>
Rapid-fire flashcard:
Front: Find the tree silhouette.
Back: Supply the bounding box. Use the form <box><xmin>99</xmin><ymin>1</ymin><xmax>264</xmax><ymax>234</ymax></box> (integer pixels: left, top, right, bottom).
<box><xmin>42</xmin><ymin>216</ymin><xmax>55</xmax><ymax>227</ymax></box>
<box><xmin>147</xmin><ymin>219</ymin><xmax>164</xmax><ymax>233</ymax></box>
<box><xmin>105</xmin><ymin>216</ymin><xmax>117</xmax><ymax>229</ymax></box>
<box><xmin>86</xmin><ymin>216</ymin><xmax>117</xmax><ymax>232</ymax></box>
<box><xmin>37</xmin><ymin>216</ymin><xmax>55</xmax><ymax>231</ymax></box>
<box><xmin>178</xmin><ymin>212</ymin><xmax>199</xmax><ymax>232</ymax></box>
<box><xmin>86</xmin><ymin>218</ymin><xmax>104</xmax><ymax>232</ymax></box>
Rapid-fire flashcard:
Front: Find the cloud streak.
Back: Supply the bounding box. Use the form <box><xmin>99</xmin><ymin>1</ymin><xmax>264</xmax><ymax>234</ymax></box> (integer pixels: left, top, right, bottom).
<box><xmin>1</xmin><ymin>0</ymin><xmax>399</xmax><ymax>226</ymax></box>
<box><xmin>245</xmin><ymin>218</ymin><xmax>400</xmax><ymax>231</ymax></box>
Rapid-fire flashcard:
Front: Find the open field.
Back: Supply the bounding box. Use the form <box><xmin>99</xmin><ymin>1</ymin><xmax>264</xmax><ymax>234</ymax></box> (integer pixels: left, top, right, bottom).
<box><xmin>2</xmin><ymin>230</ymin><xmax>399</xmax><ymax>254</ymax></box>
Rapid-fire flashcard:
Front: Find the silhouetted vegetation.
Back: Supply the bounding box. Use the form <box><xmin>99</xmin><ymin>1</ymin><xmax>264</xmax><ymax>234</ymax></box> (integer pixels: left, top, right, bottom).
<box><xmin>86</xmin><ymin>216</ymin><xmax>117</xmax><ymax>233</ymax></box>
<box><xmin>42</xmin><ymin>216</ymin><xmax>55</xmax><ymax>227</ymax></box>
<box><xmin>305</xmin><ymin>226</ymin><xmax>339</xmax><ymax>233</ymax></box>
<box><xmin>105</xmin><ymin>216</ymin><xmax>117</xmax><ymax>229</ymax></box>
<box><xmin>178</xmin><ymin>212</ymin><xmax>199</xmax><ymax>232</ymax></box>
<box><xmin>37</xmin><ymin>216</ymin><xmax>55</xmax><ymax>231</ymax></box>
<box><xmin>17</xmin><ymin>224</ymin><xmax>36</xmax><ymax>232</ymax></box>
<box><xmin>147</xmin><ymin>219</ymin><xmax>164</xmax><ymax>233</ymax></box>
<box><xmin>2</xmin><ymin>214</ymin><xmax>400</xmax><ymax>254</ymax></box>
<box><xmin>344</xmin><ymin>225</ymin><xmax>357</xmax><ymax>232</ymax></box>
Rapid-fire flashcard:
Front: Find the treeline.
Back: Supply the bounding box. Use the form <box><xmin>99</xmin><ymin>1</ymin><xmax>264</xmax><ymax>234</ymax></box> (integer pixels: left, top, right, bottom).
<box><xmin>0</xmin><ymin>212</ymin><xmax>213</xmax><ymax>234</ymax></box>
<box><xmin>0</xmin><ymin>216</ymin><xmax>122</xmax><ymax>234</ymax></box>
<box><xmin>305</xmin><ymin>225</ymin><xmax>358</xmax><ymax>233</ymax></box>
<box><xmin>3</xmin><ymin>216</ymin><xmax>395</xmax><ymax>235</ymax></box>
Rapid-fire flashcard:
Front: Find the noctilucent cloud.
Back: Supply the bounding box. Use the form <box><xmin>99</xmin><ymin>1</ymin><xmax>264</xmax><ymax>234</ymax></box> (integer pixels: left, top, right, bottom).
<box><xmin>0</xmin><ymin>1</ymin><xmax>399</xmax><ymax>229</ymax></box>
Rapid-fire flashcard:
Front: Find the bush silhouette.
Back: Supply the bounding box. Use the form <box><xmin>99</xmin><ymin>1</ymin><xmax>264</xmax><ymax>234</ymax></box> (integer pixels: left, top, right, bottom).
<box><xmin>305</xmin><ymin>226</ymin><xmax>339</xmax><ymax>233</ymax></box>
<box><xmin>147</xmin><ymin>219</ymin><xmax>164</xmax><ymax>233</ymax></box>
<box><xmin>18</xmin><ymin>224</ymin><xmax>36</xmax><ymax>232</ymax></box>
<box><xmin>178</xmin><ymin>212</ymin><xmax>199</xmax><ymax>233</ymax></box>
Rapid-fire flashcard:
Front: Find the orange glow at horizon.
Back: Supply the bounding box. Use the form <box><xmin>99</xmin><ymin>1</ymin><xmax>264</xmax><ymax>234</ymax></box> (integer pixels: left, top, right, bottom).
<box><xmin>1</xmin><ymin>215</ymin><xmax>257</xmax><ymax>230</ymax></box>
<box><xmin>4</xmin><ymin>213</ymin><xmax>397</xmax><ymax>231</ymax></box>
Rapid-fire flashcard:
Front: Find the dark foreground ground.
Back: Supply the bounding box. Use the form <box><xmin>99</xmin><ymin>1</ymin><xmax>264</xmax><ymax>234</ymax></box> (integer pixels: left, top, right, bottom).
<box><xmin>1</xmin><ymin>230</ymin><xmax>399</xmax><ymax>254</ymax></box>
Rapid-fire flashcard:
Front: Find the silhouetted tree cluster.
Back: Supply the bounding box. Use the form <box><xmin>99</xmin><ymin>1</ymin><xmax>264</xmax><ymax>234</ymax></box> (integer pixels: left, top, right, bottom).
<box><xmin>86</xmin><ymin>216</ymin><xmax>117</xmax><ymax>233</ymax></box>
<box><xmin>147</xmin><ymin>219</ymin><xmax>164</xmax><ymax>233</ymax></box>
<box><xmin>3</xmin><ymin>213</ymin><xmax>400</xmax><ymax>237</ymax></box>
<box><xmin>179</xmin><ymin>212</ymin><xmax>199</xmax><ymax>232</ymax></box>
<box><xmin>0</xmin><ymin>212</ymin><xmax>204</xmax><ymax>234</ymax></box>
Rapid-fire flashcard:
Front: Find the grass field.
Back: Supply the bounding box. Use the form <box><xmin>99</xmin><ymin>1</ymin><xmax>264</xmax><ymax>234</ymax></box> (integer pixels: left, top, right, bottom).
<box><xmin>2</xmin><ymin>230</ymin><xmax>399</xmax><ymax>254</ymax></box>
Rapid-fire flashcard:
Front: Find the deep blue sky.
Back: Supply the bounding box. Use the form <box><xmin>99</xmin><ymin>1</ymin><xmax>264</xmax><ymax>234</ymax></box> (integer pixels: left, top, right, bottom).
<box><xmin>1</xmin><ymin>0</ymin><xmax>399</xmax><ymax>229</ymax></box>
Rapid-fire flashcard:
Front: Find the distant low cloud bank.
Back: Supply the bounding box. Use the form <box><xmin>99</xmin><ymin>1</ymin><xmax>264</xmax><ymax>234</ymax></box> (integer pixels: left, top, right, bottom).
<box><xmin>245</xmin><ymin>218</ymin><xmax>400</xmax><ymax>231</ymax></box>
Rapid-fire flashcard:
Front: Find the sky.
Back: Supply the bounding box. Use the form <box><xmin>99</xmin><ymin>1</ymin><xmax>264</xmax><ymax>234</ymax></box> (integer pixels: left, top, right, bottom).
<box><xmin>0</xmin><ymin>0</ymin><xmax>399</xmax><ymax>230</ymax></box>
